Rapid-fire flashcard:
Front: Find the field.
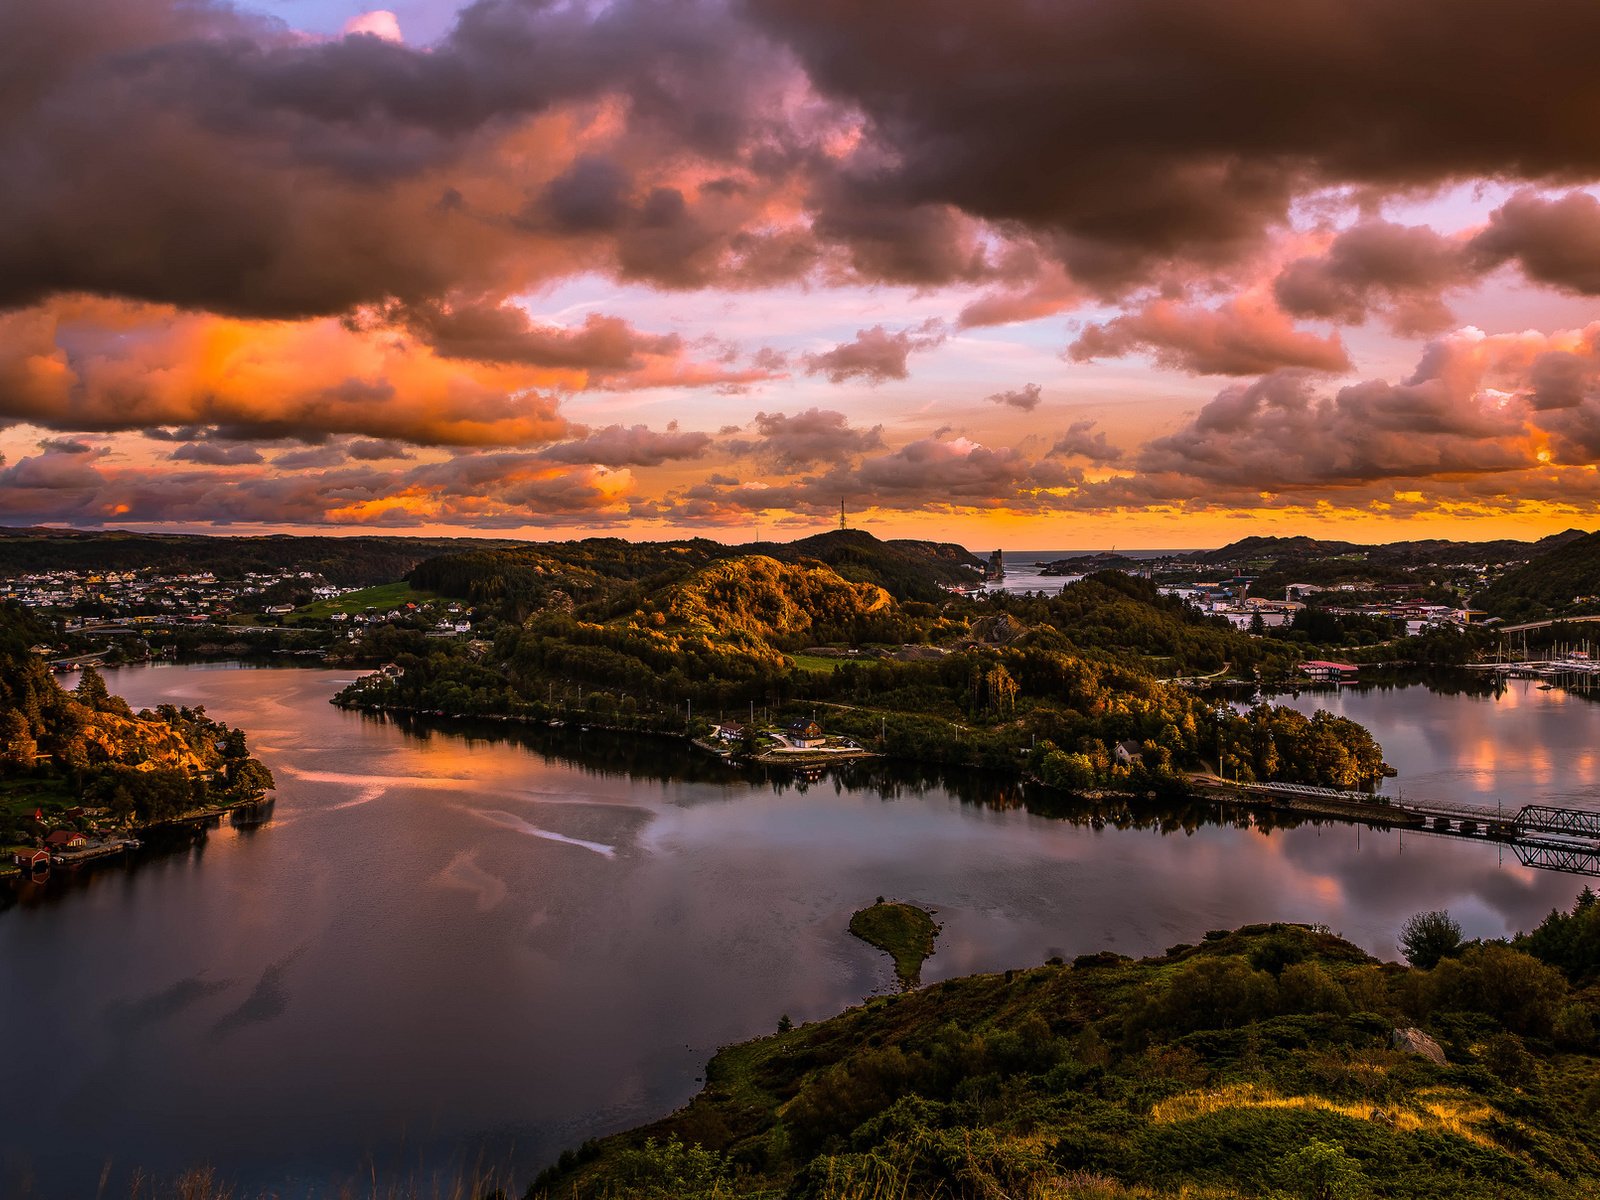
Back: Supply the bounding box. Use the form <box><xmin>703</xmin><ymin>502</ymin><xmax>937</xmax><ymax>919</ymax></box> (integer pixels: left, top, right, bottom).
<box><xmin>787</xmin><ymin>652</ymin><xmax>848</xmax><ymax>673</ymax></box>
<box><xmin>290</xmin><ymin>582</ymin><xmax>437</xmax><ymax>622</ymax></box>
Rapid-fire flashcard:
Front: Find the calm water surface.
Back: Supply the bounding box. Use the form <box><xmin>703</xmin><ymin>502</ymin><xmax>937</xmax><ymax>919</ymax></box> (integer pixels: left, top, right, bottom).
<box><xmin>2</xmin><ymin>665</ymin><xmax>1592</xmax><ymax>1196</ymax></box>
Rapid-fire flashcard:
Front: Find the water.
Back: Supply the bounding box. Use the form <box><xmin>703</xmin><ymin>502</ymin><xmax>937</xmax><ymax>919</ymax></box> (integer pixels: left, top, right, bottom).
<box><xmin>983</xmin><ymin>549</ymin><xmax>1190</xmax><ymax>595</ymax></box>
<box><xmin>1279</xmin><ymin>674</ymin><xmax>1600</xmax><ymax>811</ymax></box>
<box><xmin>2</xmin><ymin>665</ymin><xmax>1590</xmax><ymax>1197</ymax></box>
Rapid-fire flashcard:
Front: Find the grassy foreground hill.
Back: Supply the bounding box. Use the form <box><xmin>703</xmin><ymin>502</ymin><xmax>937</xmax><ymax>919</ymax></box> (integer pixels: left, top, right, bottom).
<box><xmin>533</xmin><ymin>917</ymin><xmax>1600</xmax><ymax>1200</ymax></box>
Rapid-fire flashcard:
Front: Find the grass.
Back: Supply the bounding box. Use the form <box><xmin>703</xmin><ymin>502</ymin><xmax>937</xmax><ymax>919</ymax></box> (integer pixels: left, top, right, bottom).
<box><xmin>788</xmin><ymin>653</ymin><xmax>848</xmax><ymax>673</ymax></box>
<box><xmin>0</xmin><ymin>772</ymin><xmax>77</xmax><ymax>844</ymax></box>
<box><xmin>290</xmin><ymin>582</ymin><xmax>438</xmax><ymax>622</ymax></box>
<box><xmin>848</xmin><ymin>900</ymin><xmax>938</xmax><ymax>990</ymax></box>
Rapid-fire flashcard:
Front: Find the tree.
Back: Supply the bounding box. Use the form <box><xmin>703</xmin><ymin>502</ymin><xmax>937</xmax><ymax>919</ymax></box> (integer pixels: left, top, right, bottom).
<box><xmin>1280</xmin><ymin>1138</ymin><xmax>1365</xmax><ymax>1200</ymax></box>
<box><xmin>228</xmin><ymin>758</ymin><xmax>276</xmax><ymax>800</ymax></box>
<box><xmin>1399</xmin><ymin>910</ymin><xmax>1463</xmax><ymax>968</ymax></box>
<box><xmin>0</xmin><ymin>709</ymin><xmax>36</xmax><ymax>770</ymax></box>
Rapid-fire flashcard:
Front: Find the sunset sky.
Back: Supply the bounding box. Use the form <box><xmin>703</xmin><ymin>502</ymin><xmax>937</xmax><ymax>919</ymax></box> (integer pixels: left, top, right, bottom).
<box><xmin>8</xmin><ymin>0</ymin><xmax>1600</xmax><ymax>547</ymax></box>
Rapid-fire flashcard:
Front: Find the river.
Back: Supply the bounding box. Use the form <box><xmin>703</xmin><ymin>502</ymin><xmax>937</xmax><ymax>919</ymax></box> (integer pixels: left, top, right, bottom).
<box><xmin>1</xmin><ymin>664</ymin><xmax>1591</xmax><ymax>1197</ymax></box>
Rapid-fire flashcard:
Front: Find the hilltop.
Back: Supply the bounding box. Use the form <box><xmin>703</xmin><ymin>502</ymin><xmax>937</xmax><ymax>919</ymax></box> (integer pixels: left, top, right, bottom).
<box><xmin>533</xmin><ymin>915</ymin><xmax>1600</xmax><ymax>1200</ymax></box>
<box><xmin>406</xmin><ymin>529</ymin><xmax>982</xmax><ymax>617</ymax></box>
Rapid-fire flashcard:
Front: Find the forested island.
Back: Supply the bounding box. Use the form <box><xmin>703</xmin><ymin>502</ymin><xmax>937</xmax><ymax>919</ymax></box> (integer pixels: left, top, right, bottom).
<box><xmin>0</xmin><ymin>605</ymin><xmax>275</xmax><ymax>872</ymax></box>
<box><xmin>534</xmin><ymin>902</ymin><xmax>1600</xmax><ymax>1200</ymax></box>
<box><xmin>333</xmin><ymin>532</ymin><xmax>1392</xmax><ymax>793</ymax></box>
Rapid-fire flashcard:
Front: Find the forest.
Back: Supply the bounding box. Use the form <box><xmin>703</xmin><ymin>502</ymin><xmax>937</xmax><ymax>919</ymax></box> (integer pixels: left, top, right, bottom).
<box><xmin>532</xmin><ymin>901</ymin><xmax>1600</xmax><ymax>1200</ymax></box>
<box><xmin>338</xmin><ymin>558</ymin><xmax>1389</xmax><ymax>791</ymax></box>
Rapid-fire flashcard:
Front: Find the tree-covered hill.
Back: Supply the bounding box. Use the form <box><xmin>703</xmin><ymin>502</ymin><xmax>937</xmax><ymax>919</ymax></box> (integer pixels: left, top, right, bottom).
<box><xmin>0</xmin><ymin>605</ymin><xmax>273</xmax><ymax>851</ymax></box>
<box><xmin>533</xmin><ymin>913</ymin><xmax>1600</xmax><ymax>1200</ymax></box>
<box><xmin>339</xmin><ymin>566</ymin><xmax>1388</xmax><ymax>790</ymax></box>
<box><xmin>1474</xmin><ymin>530</ymin><xmax>1600</xmax><ymax>622</ymax></box>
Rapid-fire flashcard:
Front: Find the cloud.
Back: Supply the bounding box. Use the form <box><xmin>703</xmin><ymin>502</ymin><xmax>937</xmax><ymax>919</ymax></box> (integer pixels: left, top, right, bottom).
<box><xmin>1274</xmin><ymin>220</ymin><xmax>1473</xmax><ymax>334</ymax></box>
<box><xmin>1069</xmin><ymin>297</ymin><xmax>1350</xmax><ymax>375</ymax></box>
<box><xmin>170</xmin><ymin>442</ymin><xmax>266</xmax><ymax>466</ymax></box>
<box><xmin>384</xmin><ymin>301</ymin><xmax>683</xmax><ymax>372</ymax></box>
<box><xmin>0</xmin><ymin>448</ymin><xmax>636</xmax><ymax>529</ymax></box>
<box><xmin>748</xmin><ymin>0</ymin><xmax>1600</xmax><ymax>292</ymax></box>
<box><xmin>1049</xmin><ymin>420</ymin><xmax>1122</xmax><ymax>463</ymax></box>
<box><xmin>342</xmin><ymin>11</ymin><xmax>402</xmax><ymax>43</ymax></box>
<box><xmin>0</xmin><ymin>298</ymin><xmax>578</xmax><ymax>447</ymax></box>
<box><xmin>1122</xmin><ymin>326</ymin><xmax>1600</xmax><ymax>497</ymax></box>
<box><xmin>538</xmin><ymin>423</ymin><xmax>713</xmax><ymax>468</ymax></box>
<box><xmin>985</xmin><ymin>383</ymin><xmax>1042</xmax><ymax>411</ymax></box>
<box><xmin>1470</xmin><ymin>189</ymin><xmax>1600</xmax><ymax>296</ymax></box>
<box><xmin>738</xmin><ymin>408</ymin><xmax>885</xmax><ymax>469</ymax></box>
<box><xmin>802</xmin><ymin>320</ymin><xmax>946</xmax><ymax>384</ymax></box>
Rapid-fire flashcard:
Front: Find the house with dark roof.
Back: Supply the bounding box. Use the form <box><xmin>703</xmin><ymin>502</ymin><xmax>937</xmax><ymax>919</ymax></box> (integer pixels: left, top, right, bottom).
<box><xmin>786</xmin><ymin>719</ymin><xmax>825</xmax><ymax>749</ymax></box>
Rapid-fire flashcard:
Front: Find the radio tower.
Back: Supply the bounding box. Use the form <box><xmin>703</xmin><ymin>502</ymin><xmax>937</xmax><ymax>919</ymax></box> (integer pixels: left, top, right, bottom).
<box><xmin>839</xmin><ymin>499</ymin><xmax>847</xmax><ymax>530</ymax></box>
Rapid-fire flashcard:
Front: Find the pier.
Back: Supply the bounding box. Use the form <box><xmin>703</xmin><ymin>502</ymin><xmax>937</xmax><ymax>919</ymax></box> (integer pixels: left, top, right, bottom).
<box><xmin>1192</xmin><ymin>777</ymin><xmax>1600</xmax><ymax>877</ymax></box>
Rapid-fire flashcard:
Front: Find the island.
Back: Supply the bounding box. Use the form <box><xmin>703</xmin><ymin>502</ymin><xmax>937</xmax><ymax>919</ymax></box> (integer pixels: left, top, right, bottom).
<box><xmin>849</xmin><ymin>900</ymin><xmax>939</xmax><ymax>990</ymax></box>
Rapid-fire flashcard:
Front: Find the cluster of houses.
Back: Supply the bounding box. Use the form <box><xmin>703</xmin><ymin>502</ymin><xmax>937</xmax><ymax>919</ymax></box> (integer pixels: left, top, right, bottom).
<box><xmin>10</xmin><ymin>805</ymin><xmax>123</xmax><ymax>874</ymax></box>
<box><xmin>1</xmin><ymin>567</ymin><xmax>341</xmax><ymax>624</ymax></box>
<box><xmin>325</xmin><ymin>601</ymin><xmax>473</xmax><ymax>638</ymax></box>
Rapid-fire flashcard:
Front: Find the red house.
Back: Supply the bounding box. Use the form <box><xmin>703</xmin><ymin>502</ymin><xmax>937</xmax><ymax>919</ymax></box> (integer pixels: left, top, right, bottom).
<box><xmin>12</xmin><ymin>848</ymin><xmax>48</xmax><ymax>871</ymax></box>
<box><xmin>44</xmin><ymin>830</ymin><xmax>87</xmax><ymax>850</ymax></box>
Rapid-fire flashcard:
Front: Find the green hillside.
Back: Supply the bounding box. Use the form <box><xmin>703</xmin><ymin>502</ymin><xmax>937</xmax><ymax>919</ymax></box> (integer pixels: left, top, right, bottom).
<box><xmin>533</xmin><ymin>914</ymin><xmax>1600</xmax><ymax>1200</ymax></box>
<box><xmin>1475</xmin><ymin>531</ymin><xmax>1600</xmax><ymax>621</ymax></box>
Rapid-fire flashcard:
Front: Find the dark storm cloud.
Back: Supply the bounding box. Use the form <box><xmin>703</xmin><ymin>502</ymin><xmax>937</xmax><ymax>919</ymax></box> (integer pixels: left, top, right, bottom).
<box><xmin>11</xmin><ymin>0</ymin><xmax>1600</xmax><ymax>322</ymax></box>
<box><xmin>745</xmin><ymin>0</ymin><xmax>1600</xmax><ymax>290</ymax></box>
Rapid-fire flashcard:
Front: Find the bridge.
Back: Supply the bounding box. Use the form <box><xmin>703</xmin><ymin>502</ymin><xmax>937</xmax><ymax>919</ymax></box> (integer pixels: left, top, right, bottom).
<box><xmin>1196</xmin><ymin>778</ymin><xmax>1600</xmax><ymax>877</ymax></box>
<box><xmin>1498</xmin><ymin>614</ymin><xmax>1600</xmax><ymax>634</ymax></box>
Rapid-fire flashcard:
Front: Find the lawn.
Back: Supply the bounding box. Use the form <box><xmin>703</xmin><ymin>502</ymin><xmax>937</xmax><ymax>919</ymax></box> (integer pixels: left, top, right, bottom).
<box><xmin>849</xmin><ymin>900</ymin><xmax>939</xmax><ymax>990</ymax></box>
<box><xmin>788</xmin><ymin>652</ymin><xmax>848</xmax><ymax>673</ymax></box>
<box><xmin>290</xmin><ymin>582</ymin><xmax>438</xmax><ymax>622</ymax></box>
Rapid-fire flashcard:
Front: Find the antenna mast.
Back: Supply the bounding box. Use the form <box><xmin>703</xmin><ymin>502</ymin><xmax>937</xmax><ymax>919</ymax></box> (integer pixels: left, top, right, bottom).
<box><xmin>839</xmin><ymin>499</ymin><xmax>847</xmax><ymax>530</ymax></box>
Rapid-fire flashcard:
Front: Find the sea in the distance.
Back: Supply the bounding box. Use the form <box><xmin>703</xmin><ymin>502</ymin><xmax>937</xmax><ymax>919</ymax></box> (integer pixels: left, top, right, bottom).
<box><xmin>984</xmin><ymin>549</ymin><xmax>1192</xmax><ymax>594</ymax></box>
<box><xmin>2</xmin><ymin>663</ymin><xmax>1592</xmax><ymax>1197</ymax></box>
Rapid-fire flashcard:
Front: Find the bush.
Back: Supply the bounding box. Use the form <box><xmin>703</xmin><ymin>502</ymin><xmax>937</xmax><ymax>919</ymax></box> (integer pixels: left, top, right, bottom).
<box><xmin>1279</xmin><ymin>1138</ymin><xmax>1366</xmax><ymax>1200</ymax></box>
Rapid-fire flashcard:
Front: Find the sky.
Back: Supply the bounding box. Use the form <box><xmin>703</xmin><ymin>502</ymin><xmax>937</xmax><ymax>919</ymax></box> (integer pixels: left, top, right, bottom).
<box><xmin>8</xmin><ymin>2</ymin><xmax>1600</xmax><ymax>548</ymax></box>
